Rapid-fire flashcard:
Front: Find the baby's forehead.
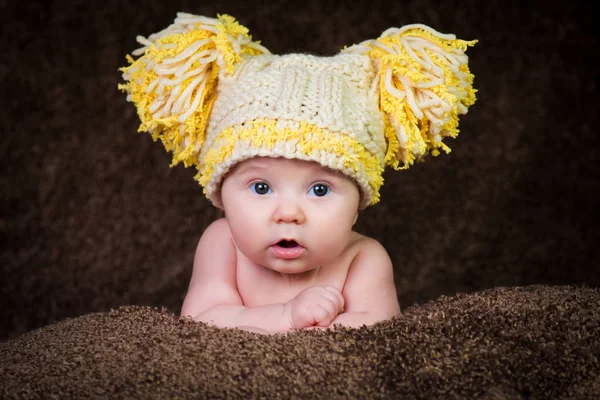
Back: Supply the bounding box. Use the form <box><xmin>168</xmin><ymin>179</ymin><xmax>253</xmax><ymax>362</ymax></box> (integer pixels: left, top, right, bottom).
<box><xmin>224</xmin><ymin>156</ymin><xmax>362</xmax><ymax>200</ymax></box>
<box><xmin>232</xmin><ymin>157</ymin><xmax>341</xmax><ymax>176</ymax></box>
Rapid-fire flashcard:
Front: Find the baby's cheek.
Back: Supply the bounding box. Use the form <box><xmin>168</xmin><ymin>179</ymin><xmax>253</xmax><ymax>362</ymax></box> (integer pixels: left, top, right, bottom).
<box><xmin>229</xmin><ymin>224</ymin><xmax>262</xmax><ymax>257</ymax></box>
<box><xmin>231</xmin><ymin>213</ymin><xmax>264</xmax><ymax>240</ymax></box>
<box><xmin>312</xmin><ymin>230</ymin><xmax>347</xmax><ymax>257</ymax></box>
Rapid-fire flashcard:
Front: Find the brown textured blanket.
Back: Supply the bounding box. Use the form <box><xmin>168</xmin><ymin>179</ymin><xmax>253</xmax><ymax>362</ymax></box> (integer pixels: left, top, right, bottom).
<box><xmin>1</xmin><ymin>285</ymin><xmax>598</xmax><ymax>399</ymax></box>
<box><xmin>2</xmin><ymin>0</ymin><xmax>599</xmax><ymax>399</ymax></box>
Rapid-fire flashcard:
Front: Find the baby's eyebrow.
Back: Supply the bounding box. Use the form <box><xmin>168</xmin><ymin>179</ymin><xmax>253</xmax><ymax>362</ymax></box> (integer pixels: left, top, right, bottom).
<box><xmin>234</xmin><ymin>163</ymin><xmax>269</xmax><ymax>175</ymax></box>
<box><xmin>317</xmin><ymin>167</ymin><xmax>346</xmax><ymax>179</ymax></box>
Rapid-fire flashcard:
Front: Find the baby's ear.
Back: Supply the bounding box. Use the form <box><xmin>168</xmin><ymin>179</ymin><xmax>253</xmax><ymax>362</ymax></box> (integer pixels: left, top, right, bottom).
<box><xmin>342</xmin><ymin>25</ymin><xmax>477</xmax><ymax>170</ymax></box>
<box><xmin>211</xmin><ymin>185</ymin><xmax>226</xmax><ymax>211</ymax></box>
<box><xmin>119</xmin><ymin>13</ymin><xmax>269</xmax><ymax>170</ymax></box>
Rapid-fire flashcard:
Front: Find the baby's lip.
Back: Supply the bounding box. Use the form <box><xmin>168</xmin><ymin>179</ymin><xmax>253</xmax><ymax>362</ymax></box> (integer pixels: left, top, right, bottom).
<box><xmin>270</xmin><ymin>238</ymin><xmax>305</xmax><ymax>259</ymax></box>
<box><xmin>272</xmin><ymin>238</ymin><xmax>302</xmax><ymax>248</ymax></box>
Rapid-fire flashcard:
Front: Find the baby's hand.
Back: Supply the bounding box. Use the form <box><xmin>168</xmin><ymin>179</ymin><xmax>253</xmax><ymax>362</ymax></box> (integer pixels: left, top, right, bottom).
<box><xmin>284</xmin><ymin>286</ymin><xmax>345</xmax><ymax>329</ymax></box>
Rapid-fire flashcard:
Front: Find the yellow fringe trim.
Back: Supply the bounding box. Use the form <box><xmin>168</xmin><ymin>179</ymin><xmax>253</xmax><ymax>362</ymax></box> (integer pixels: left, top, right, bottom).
<box><xmin>355</xmin><ymin>27</ymin><xmax>477</xmax><ymax>169</ymax></box>
<box><xmin>118</xmin><ymin>14</ymin><xmax>266</xmax><ymax>169</ymax></box>
<box><xmin>197</xmin><ymin>119</ymin><xmax>384</xmax><ymax>205</ymax></box>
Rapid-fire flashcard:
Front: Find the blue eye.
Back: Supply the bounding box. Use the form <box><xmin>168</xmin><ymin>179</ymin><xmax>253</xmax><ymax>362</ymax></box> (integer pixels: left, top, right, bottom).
<box><xmin>251</xmin><ymin>182</ymin><xmax>271</xmax><ymax>195</ymax></box>
<box><xmin>310</xmin><ymin>184</ymin><xmax>329</xmax><ymax>197</ymax></box>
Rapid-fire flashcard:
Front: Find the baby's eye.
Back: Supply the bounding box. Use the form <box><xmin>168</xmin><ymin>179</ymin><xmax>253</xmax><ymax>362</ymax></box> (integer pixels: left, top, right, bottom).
<box><xmin>251</xmin><ymin>182</ymin><xmax>271</xmax><ymax>195</ymax></box>
<box><xmin>310</xmin><ymin>183</ymin><xmax>329</xmax><ymax>197</ymax></box>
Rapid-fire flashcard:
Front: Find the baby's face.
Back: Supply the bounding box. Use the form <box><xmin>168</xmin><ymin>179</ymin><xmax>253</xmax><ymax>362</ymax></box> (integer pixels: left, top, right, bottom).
<box><xmin>220</xmin><ymin>157</ymin><xmax>360</xmax><ymax>274</ymax></box>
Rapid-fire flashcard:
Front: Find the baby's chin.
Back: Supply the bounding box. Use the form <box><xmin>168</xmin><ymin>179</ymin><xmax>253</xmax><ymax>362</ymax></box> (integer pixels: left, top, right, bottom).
<box><xmin>246</xmin><ymin>248</ymin><xmax>340</xmax><ymax>275</ymax></box>
<box><xmin>264</xmin><ymin>261</ymin><xmax>319</xmax><ymax>275</ymax></box>
<box><xmin>258</xmin><ymin>256</ymin><xmax>323</xmax><ymax>275</ymax></box>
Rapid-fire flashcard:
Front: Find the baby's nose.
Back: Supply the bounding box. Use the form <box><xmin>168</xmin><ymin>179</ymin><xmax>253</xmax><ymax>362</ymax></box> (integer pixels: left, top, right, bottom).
<box><xmin>274</xmin><ymin>200</ymin><xmax>306</xmax><ymax>224</ymax></box>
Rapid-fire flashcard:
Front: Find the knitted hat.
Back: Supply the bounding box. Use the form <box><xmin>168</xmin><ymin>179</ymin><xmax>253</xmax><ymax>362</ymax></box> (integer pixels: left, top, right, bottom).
<box><xmin>119</xmin><ymin>13</ymin><xmax>476</xmax><ymax>208</ymax></box>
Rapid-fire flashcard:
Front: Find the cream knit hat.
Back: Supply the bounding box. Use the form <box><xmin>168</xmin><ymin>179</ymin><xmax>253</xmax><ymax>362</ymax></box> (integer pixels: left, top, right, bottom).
<box><xmin>119</xmin><ymin>13</ymin><xmax>477</xmax><ymax>208</ymax></box>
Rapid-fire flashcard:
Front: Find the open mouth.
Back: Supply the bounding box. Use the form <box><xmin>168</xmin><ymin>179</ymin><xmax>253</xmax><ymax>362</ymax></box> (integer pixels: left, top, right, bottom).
<box><xmin>277</xmin><ymin>239</ymin><xmax>299</xmax><ymax>248</ymax></box>
<box><xmin>271</xmin><ymin>239</ymin><xmax>305</xmax><ymax>259</ymax></box>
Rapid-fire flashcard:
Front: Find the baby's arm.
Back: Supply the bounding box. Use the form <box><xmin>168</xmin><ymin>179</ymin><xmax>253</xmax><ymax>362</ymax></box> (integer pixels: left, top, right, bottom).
<box><xmin>329</xmin><ymin>238</ymin><xmax>400</xmax><ymax>328</ymax></box>
<box><xmin>181</xmin><ymin>218</ymin><xmax>288</xmax><ymax>332</ymax></box>
<box><xmin>181</xmin><ymin>219</ymin><xmax>343</xmax><ymax>333</ymax></box>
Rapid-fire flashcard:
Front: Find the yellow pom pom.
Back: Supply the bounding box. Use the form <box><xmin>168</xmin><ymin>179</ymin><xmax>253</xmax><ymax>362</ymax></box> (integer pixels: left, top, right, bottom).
<box><xmin>118</xmin><ymin>13</ymin><xmax>269</xmax><ymax>168</ymax></box>
<box><xmin>343</xmin><ymin>24</ymin><xmax>477</xmax><ymax>169</ymax></box>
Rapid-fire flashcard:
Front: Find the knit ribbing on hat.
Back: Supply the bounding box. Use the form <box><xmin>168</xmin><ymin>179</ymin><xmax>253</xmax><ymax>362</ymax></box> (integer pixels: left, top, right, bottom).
<box><xmin>197</xmin><ymin>53</ymin><xmax>387</xmax><ymax>207</ymax></box>
<box><xmin>198</xmin><ymin>119</ymin><xmax>383</xmax><ymax>208</ymax></box>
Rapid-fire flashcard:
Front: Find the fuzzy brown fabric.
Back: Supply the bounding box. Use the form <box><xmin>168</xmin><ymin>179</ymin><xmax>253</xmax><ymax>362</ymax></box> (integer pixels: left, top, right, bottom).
<box><xmin>1</xmin><ymin>0</ymin><xmax>599</xmax><ymax>397</ymax></box>
<box><xmin>2</xmin><ymin>0</ymin><xmax>598</xmax><ymax>342</ymax></box>
<box><xmin>1</xmin><ymin>285</ymin><xmax>598</xmax><ymax>399</ymax></box>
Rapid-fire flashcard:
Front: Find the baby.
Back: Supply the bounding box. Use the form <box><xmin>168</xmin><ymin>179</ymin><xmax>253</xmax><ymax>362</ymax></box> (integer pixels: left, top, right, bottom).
<box><xmin>180</xmin><ymin>156</ymin><xmax>400</xmax><ymax>333</ymax></box>
<box><xmin>119</xmin><ymin>13</ymin><xmax>476</xmax><ymax>333</ymax></box>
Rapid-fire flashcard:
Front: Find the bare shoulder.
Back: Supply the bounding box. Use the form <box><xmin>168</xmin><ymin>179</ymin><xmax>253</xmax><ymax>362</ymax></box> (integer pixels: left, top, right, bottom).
<box><xmin>341</xmin><ymin>231</ymin><xmax>399</xmax><ymax>316</ymax></box>
<box><xmin>344</xmin><ymin>231</ymin><xmax>395</xmax><ymax>284</ymax></box>
<box><xmin>200</xmin><ymin>217</ymin><xmax>231</xmax><ymax>240</ymax></box>
<box><xmin>191</xmin><ymin>217</ymin><xmax>236</xmax><ymax>274</ymax></box>
<box><xmin>194</xmin><ymin>218</ymin><xmax>232</xmax><ymax>251</ymax></box>
<box><xmin>181</xmin><ymin>217</ymin><xmax>239</xmax><ymax>317</ymax></box>
<box><xmin>348</xmin><ymin>232</ymin><xmax>392</xmax><ymax>267</ymax></box>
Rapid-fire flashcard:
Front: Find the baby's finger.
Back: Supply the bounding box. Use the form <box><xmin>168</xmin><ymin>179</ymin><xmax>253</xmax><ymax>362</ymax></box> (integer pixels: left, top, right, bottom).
<box><xmin>236</xmin><ymin>325</ymin><xmax>270</xmax><ymax>335</ymax></box>
<box><xmin>317</xmin><ymin>288</ymin><xmax>343</xmax><ymax>312</ymax></box>
<box><xmin>312</xmin><ymin>304</ymin><xmax>335</xmax><ymax>327</ymax></box>
<box><xmin>303</xmin><ymin>325</ymin><xmax>329</xmax><ymax>331</ymax></box>
<box><xmin>323</xmin><ymin>286</ymin><xmax>345</xmax><ymax>310</ymax></box>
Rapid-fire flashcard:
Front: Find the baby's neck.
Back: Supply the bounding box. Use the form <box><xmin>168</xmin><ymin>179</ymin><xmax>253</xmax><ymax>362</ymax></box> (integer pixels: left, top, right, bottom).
<box><xmin>262</xmin><ymin>264</ymin><xmax>322</xmax><ymax>287</ymax></box>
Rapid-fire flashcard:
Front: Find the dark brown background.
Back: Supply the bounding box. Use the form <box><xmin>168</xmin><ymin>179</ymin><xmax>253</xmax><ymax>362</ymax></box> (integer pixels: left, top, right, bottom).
<box><xmin>1</xmin><ymin>0</ymin><xmax>598</xmax><ymax>341</ymax></box>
